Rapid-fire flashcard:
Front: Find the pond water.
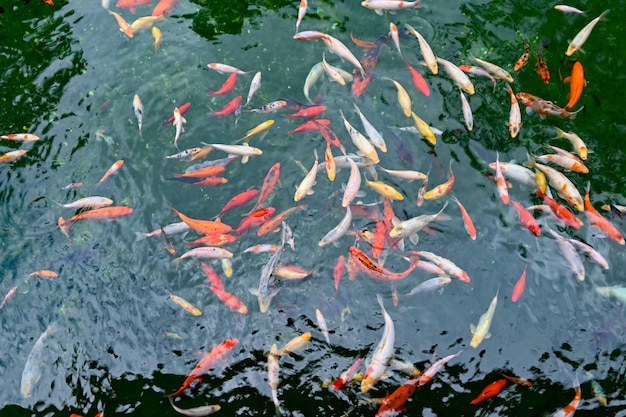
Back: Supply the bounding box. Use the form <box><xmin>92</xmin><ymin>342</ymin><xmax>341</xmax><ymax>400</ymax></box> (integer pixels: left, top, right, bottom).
<box><xmin>0</xmin><ymin>0</ymin><xmax>625</xmax><ymax>416</ymax></box>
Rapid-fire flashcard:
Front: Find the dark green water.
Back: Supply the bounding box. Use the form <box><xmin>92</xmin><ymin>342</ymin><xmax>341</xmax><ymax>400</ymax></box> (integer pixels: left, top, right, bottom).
<box><xmin>0</xmin><ymin>0</ymin><xmax>625</xmax><ymax>416</ymax></box>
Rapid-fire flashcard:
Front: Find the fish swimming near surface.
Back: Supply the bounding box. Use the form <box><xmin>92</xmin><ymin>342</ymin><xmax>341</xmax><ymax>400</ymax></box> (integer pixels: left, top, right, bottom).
<box><xmin>351</xmin><ymin>33</ymin><xmax>390</xmax><ymax>97</ymax></box>
<box><xmin>21</xmin><ymin>323</ymin><xmax>59</xmax><ymax>398</ymax></box>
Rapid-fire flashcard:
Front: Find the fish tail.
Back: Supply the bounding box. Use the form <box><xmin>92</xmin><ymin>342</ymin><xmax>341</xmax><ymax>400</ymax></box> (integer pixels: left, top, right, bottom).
<box><xmin>134</xmin><ymin>231</ymin><xmax>149</xmax><ymax>241</ymax></box>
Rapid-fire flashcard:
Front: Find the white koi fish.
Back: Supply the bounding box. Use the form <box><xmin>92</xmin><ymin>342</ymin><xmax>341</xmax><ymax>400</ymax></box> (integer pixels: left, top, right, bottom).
<box><xmin>319</xmin><ymin>207</ymin><xmax>352</xmax><ymax>247</ymax></box>
<box><xmin>361</xmin><ymin>294</ymin><xmax>395</xmax><ymax>392</ymax></box>
<box><xmin>566</xmin><ymin>10</ymin><xmax>609</xmax><ymax>56</ymax></box>
<box><xmin>470</xmin><ymin>288</ymin><xmax>498</xmax><ymax>348</ymax></box>
<box><xmin>133</xmin><ymin>94</ymin><xmax>144</xmax><ymax>134</ymax></box>
<box><xmin>404</xmin><ymin>23</ymin><xmax>437</xmax><ymax>74</ymax></box>
<box><xmin>437</xmin><ymin>57</ymin><xmax>475</xmax><ymax>94</ymax></box>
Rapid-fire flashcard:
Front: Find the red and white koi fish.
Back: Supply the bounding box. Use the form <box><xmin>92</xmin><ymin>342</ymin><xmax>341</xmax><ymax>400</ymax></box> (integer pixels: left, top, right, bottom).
<box><xmin>417</xmin><ymin>351</ymin><xmax>461</xmax><ymax>386</ymax></box>
<box><xmin>527</xmin><ymin>160</ymin><xmax>583</xmax><ymax>211</ymax></box>
<box><xmin>0</xmin><ymin>150</ymin><xmax>28</xmax><ymax>163</ymax></box>
<box><xmin>410</xmin><ymin>250</ymin><xmax>470</xmax><ymax>282</ymax></box>
<box><xmin>331</xmin><ymin>356</ymin><xmax>362</xmax><ymax>390</ymax></box>
<box><xmin>458</xmin><ymin>65</ymin><xmax>496</xmax><ymax>90</ymax></box>
<box><xmin>584</xmin><ymin>182</ymin><xmax>625</xmax><ymax>245</ymax></box>
<box><xmin>362</xmin><ymin>0</ymin><xmax>420</xmax><ymax>15</ymax></box>
<box><xmin>295</xmin><ymin>0</ymin><xmax>307</xmax><ymax>32</ymax></box>
<box><xmin>553</xmin><ymin>377</ymin><xmax>581</xmax><ymax>417</ymax></box>
<box><xmin>163</xmin><ymin>102</ymin><xmax>191</xmax><ymax>127</ymax></box>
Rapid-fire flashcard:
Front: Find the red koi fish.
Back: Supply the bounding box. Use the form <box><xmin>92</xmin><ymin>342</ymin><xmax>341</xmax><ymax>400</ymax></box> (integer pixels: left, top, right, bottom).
<box><xmin>333</xmin><ymin>255</ymin><xmax>345</xmax><ymax>292</ymax></box>
<box><xmin>452</xmin><ymin>196</ymin><xmax>476</xmax><ymax>240</ymax></box>
<box><xmin>584</xmin><ymin>183</ymin><xmax>625</xmax><ymax>245</ymax></box>
<box><xmin>371</xmin><ymin>219</ymin><xmax>386</xmax><ymax>258</ymax></box>
<box><xmin>246</xmin><ymin>163</ymin><xmax>280</xmax><ymax>215</ymax></box>
<box><xmin>331</xmin><ymin>356</ymin><xmax>362</xmax><ymax>390</ymax></box>
<box><xmin>351</xmin><ymin>33</ymin><xmax>390</xmax><ymax>97</ymax></box>
<box><xmin>217</xmin><ymin>189</ymin><xmax>258</xmax><ymax>218</ymax></box>
<box><xmin>511</xmin><ymin>200</ymin><xmax>540</xmax><ymax>235</ymax></box>
<box><xmin>234</xmin><ymin>207</ymin><xmax>275</xmax><ymax>235</ymax></box>
<box><xmin>166</xmin><ymin>338</ymin><xmax>239</xmax><ymax>397</ymax></box>
<box><xmin>152</xmin><ymin>0</ymin><xmax>179</xmax><ymax>16</ymax></box>
<box><xmin>289</xmin><ymin>119</ymin><xmax>329</xmax><ymax>136</ymax></box>
<box><xmin>116</xmin><ymin>0</ymin><xmax>151</xmax><ymax>14</ymax></box>
<box><xmin>563</xmin><ymin>61</ymin><xmax>586</xmax><ymax>110</ymax></box>
<box><xmin>163</xmin><ymin>102</ymin><xmax>191</xmax><ymax>127</ymax></box>
<box><xmin>286</xmin><ymin>105</ymin><xmax>326</xmax><ymax>119</ymax></box>
<box><xmin>212</xmin><ymin>95</ymin><xmax>242</xmax><ymax>117</ymax></box>
<box><xmin>0</xmin><ymin>286</ymin><xmax>17</xmax><ymax>310</ymax></box>
<box><xmin>191</xmin><ymin>177</ymin><xmax>228</xmax><ymax>186</ymax></box>
<box><xmin>185</xmin><ymin>233</ymin><xmax>236</xmax><ymax>247</ymax></box>
<box><xmin>257</xmin><ymin>205</ymin><xmax>306</xmax><ymax>236</ymax></box>
<box><xmin>199</xmin><ymin>261</ymin><xmax>224</xmax><ymax>290</ymax></box>
<box><xmin>470</xmin><ymin>379</ymin><xmax>507</xmax><ymax>405</ymax></box>
<box><xmin>208</xmin><ymin>73</ymin><xmax>237</xmax><ymax>96</ymax></box>
<box><xmin>205</xmin><ymin>286</ymin><xmax>248</xmax><ymax>314</ymax></box>
<box><xmin>349</xmin><ymin>247</ymin><xmax>419</xmax><ymax>281</ymax></box>
<box><xmin>174</xmin><ymin>165</ymin><xmax>226</xmax><ymax>179</ymax></box>
<box><xmin>405</xmin><ymin>60</ymin><xmax>430</xmax><ymax>96</ymax></box>
<box><xmin>511</xmin><ymin>264</ymin><xmax>527</xmax><ymax>302</ymax></box>
<box><xmin>314</xmin><ymin>120</ymin><xmax>341</xmax><ymax>147</ymax></box>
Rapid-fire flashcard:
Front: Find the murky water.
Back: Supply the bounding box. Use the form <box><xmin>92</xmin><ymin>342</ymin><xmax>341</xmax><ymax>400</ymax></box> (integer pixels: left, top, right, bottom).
<box><xmin>1</xmin><ymin>0</ymin><xmax>625</xmax><ymax>416</ymax></box>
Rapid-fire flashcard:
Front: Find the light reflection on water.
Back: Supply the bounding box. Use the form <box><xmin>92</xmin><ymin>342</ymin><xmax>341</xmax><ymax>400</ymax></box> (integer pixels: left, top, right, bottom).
<box><xmin>0</xmin><ymin>0</ymin><xmax>625</xmax><ymax>416</ymax></box>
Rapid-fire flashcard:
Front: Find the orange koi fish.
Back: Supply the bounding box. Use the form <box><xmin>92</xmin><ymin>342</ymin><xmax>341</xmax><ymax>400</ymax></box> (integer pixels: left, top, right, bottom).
<box><xmin>211</xmin><ymin>95</ymin><xmax>242</xmax><ymax>117</ymax></box>
<box><xmin>349</xmin><ymin>247</ymin><xmax>419</xmax><ymax>281</ymax></box>
<box><xmin>315</xmin><ymin>120</ymin><xmax>342</xmax><ymax>148</ymax></box>
<box><xmin>0</xmin><ymin>149</ymin><xmax>28</xmax><ymax>163</ymax></box>
<box><xmin>371</xmin><ymin>219</ymin><xmax>386</xmax><ymax>258</ymax></box>
<box><xmin>208</xmin><ymin>72</ymin><xmax>237</xmax><ymax>96</ymax></box>
<box><xmin>511</xmin><ymin>264</ymin><xmax>527</xmax><ymax>302</ymax></box>
<box><xmin>170</xmin><ymin>207</ymin><xmax>232</xmax><ymax>235</ymax></box>
<box><xmin>498</xmin><ymin>372</ymin><xmax>532</xmax><ymax>387</ymax></box>
<box><xmin>0</xmin><ymin>286</ymin><xmax>17</xmax><ymax>310</ymax></box>
<box><xmin>534</xmin><ymin>39</ymin><xmax>550</xmax><ymax>84</ymax></box>
<box><xmin>166</xmin><ymin>338</ymin><xmax>239</xmax><ymax>397</ymax></box>
<box><xmin>286</xmin><ymin>105</ymin><xmax>326</xmax><ymax>120</ymax></box>
<box><xmin>405</xmin><ymin>60</ymin><xmax>430</xmax><ymax>96</ymax></box>
<box><xmin>185</xmin><ymin>233</ymin><xmax>236</xmax><ymax>246</ymax></box>
<box><xmin>257</xmin><ymin>205</ymin><xmax>306</xmax><ymax>236</ymax></box>
<box><xmin>451</xmin><ymin>196</ymin><xmax>476</xmax><ymax>240</ymax></box>
<box><xmin>191</xmin><ymin>177</ymin><xmax>228</xmax><ymax>187</ymax></box>
<box><xmin>163</xmin><ymin>102</ymin><xmax>191</xmax><ymax>127</ymax></box>
<box><xmin>173</xmin><ymin>165</ymin><xmax>226</xmax><ymax>179</ymax></box>
<box><xmin>376</xmin><ymin>377</ymin><xmax>419</xmax><ymax>416</ymax></box>
<box><xmin>584</xmin><ymin>183</ymin><xmax>625</xmax><ymax>245</ymax></box>
<box><xmin>511</xmin><ymin>200</ymin><xmax>540</xmax><ymax>235</ymax></box>
<box><xmin>29</xmin><ymin>270</ymin><xmax>59</xmax><ymax>278</ymax></box>
<box><xmin>169</xmin><ymin>294</ymin><xmax>201</xmax><ymax>316</ymax></box>
<box><xmin>536</xmin><ymin>190</ymin><xmax>582</xmax><ymax>229</ymax></box>
<box><xmin>470</xmin><ymin>379</ymin><xmax>507</xmax><ymax>405</ymax></box>
<box><xmin>152</xmin><ymin>0</ymin><xmax>179</xmax><ymax>16</ymax></box>
<box><xmin>108</xmin><ymin>11</ymin><xmax>133</xmax><ymax>38</ymax></box>
<box><xmin>563</xmin><ymin>61</ymin><xmax>586</xmax><ymax>110</ymax></box>
<box><xmin>423</xmin><ymin>162</ymin><xmax>454</xmax><ymax>200</ymax></box>
<box><xmin>62</xmin><ymin>206</ymin><xmax>134</xmax><ymax>229</ymax></box>
<box><xmin>98</xmin><ymin>159</ymin><xmax>124</xmax><ymax>184</ymax></box>
<box><xmin>289</xmin><ymin>119</ymin><xmax>325</xmax><ymax>136</ymax></box>
<box><xmin>514</xmin><ymin>39</ymin><xmax>530</xmax><ymax>71</ymax></box>
<box><xmin>206</xmin><ymin>286</ymin><xmax>248</xmax><ymax>314</ymax></box>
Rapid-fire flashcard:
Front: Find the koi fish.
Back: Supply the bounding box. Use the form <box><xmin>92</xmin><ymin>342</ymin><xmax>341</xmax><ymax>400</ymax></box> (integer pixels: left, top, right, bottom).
<box><xmin>321</xmin><ymin>33</ymin><xmax>366</xmax><ymax>78</ymax></box>
<box><xmin>247</xmin><ymin>163</ymin><xmax>280</xmax><ymax>215</ymax></box>
<box><xmin>274</xmin><ymin>265</ymin><xmax>311</xmax><ymax>280</ymax></box>
<box><xmin>217</xmin><ymin>189</ymin><xmax>258</xmax><ymax>218</ymax></box>
<box><xmin>514</xmin><ymin>39</ymin><xmax>530</xmax><ymax>71</ymax></box>
<box><xmin>423</xmin><ymin>161</ymin><xmax>454</xmax><ymax>200</ymax></box>
<box><xmin>203</xmin><ymin>143</ymin><xmax>261</xmax><ymax>164</ymax></box>
<box><xmin>173</xmin><ymin>106</ymin><xmax>185</xmax><ymax>149</ymax></box>
<box><xmin>130</xmin><ymin>15</ymin><xmax>165</xmax><ymax>34</ymax></box>
<box><xmin>280</xmin><ymin>331</ymin><xmax>312</xmax><ymax>355</ymax></box>
<box><xmin>163</xmin><ymin>102</ymin><xmax>191</xmax><ymax>127</ymax></box>
<box><xmin>498</xmin><ymin>373</ymin><xmax>532</xmax><ymax>387</ymax></box>
<box><xmin>321</xmin><ymin>53</ymin><xmax>346</xmax><ymax>86</ymax></box>
<box><xmin>584</xmin><ymin>182</ymin><xmax>625</xmax><ymax>244</ymax></box>
<box><xmin>376</xmin><ymin>377</ymin><xmax>419</xmax><ymax>416</ymax></box>
<box><xmin>234</xmin><ymin>207</ymin><xmax>275</xmax><ymax>235</ymax></box>
<box><xmin>185</xmin><ymin>233</ymin><xmax>235</xmax><ymax>247</ymax></box>
<box><xmin>152</xmin><ymin>26</ymin><xmax>162</xmax><ymax>53</ymax></box>
<box><xmin>167</xmin><ymin>397</ymin><xmax>220</xmax><ymax>417</ymax></box>
<box><xmin>257</xmin><ymin>205</ymin><xmax>306</xmax><ymax>236</ymax></box>
<box><xmin>29</xmin><ymin>270</ymin><xmax>59</xmax><ymax>278</ymax></box>
<box><xmin>505</xmin><ymin>85</ymin><xmax>521</xmax><ymax>138</ymax></box>
<box><xmin>553</xmin><ymin>127</ymin><xmax>588</xmax><ymax>160</ymax></box>
<box><xmin>553</xmin><ymin>377</ymin><xmax>581</xmax><ymax>417</ymax></box>
<box><xmin>207</xmin><ymin>63</ymin><xmax>247</xmax><ymax>75</ymax></box>
<box><xmin>132</xmin><ymin>94</ymin><xmax>144</xmax><ymax>134</ymax></box>
<box><xmin>342</xmin><ymin>156</ymin><xmax>362</xmax><ymax>207</ymax></box>
<box><xmin>361</xmin><ymin>0</ymin><xmax>420</xmax><ymax>14</ymax></box>
<box><xmin>206</xmin><ymin>285</ymin><xmax>247</xmax><ymax>314</ymax></box>
<box><xmin>20</xmin><ymin>323</ymin><xmax>59</xmax><ymax>398</ymax></box>
<box><xmin>384</xmin><ymin>76</ymin><xmax>412</xmax><ymax>117</ymax></box>
<box><xmin>250</xmin><ymin>225</ymin><xmax>286</xmax><ymax>312</ymax></box>
<box><xmin>511</xmin><ymin>264</ymin><xmax>527</xmax><ymax>302</ymax></box>
<box><xmin>0</xmin><ymin>286</ymin><xmax>17</xmax><ymax>310</ymax></box>
<box><xmin>170</xmin><ymin>207</ymin><xmax>232</xmax><ymax>235</ymax></box>
<box><xmin>353</xmin><ymin>103</ymin><xmax>386</xmax><ymax>152</ymax></box>
<box><xmin>0</xmin><ymin>133</ymin><xmax>39</xmax><ymax>141</ymax></box>
<box><xmin>166</xmin><ymin>338</ymin><xmax>239</xmax><ymax>397</ymax></box>
<box><xmin>333</xmin><ymin>255</ymin><xmax>345</xmax><ymax>292</ymax></box>
<box><xmin>534</xmin><ymin>39</ymin><xmax>550</xmax><ymax>84</ymax></box>
<box><xmin>108</xmin><ymin>10</ymin><xmax>133</xmax><ymax>38</ymax></box>
<box><xmin>294</xmin><ymin>151</ymin><xmax>319</xmax><ymax>201</ymax></box>
<box><xmin>361</xmin><ymin>295</ymin><xmax>395</xmax><ymax>392</ymax></box>
<box><xmin>249</xmin><ymin>100</ymin><xmax>289</xmax><ymax>113</ymax></box>
<box><xmin>511</xmin><ymin>200</ymin><xmax>541</xmax><ymax>235</ymax></box>
<box><xmin>315</xmin><ymin>120</ymin><xmax>342</xmax><ymax>148</ymax></box>
<box><xmin>152</xmin><ymin>0</ymin><xmax>178</xmax><ymax>15</ymax></box>
<box><xmin>267</xmin><ymin>344</ymin><xmax>280</xmax><ymax>411</ymax></box>
<box><xmin>351</xmin><ymin>33</ymin><xmax>390</xmax><ymax>97</ymax></box>
<box><xmin>554</xmin><ymin>5</ymin><xmax>585</xmax><ymax>14</ymax></box>
<box><xmin>458</xmin><ymin>65</ymin><xmax>496</xmax><ymax>90</ymax></box>
<box><xmin>405</xmin><ymin>60</ymin><xmax>430</xmax><ymax>96</ymax></box>
<box><xmin>295</xmin><ymin>0</ymin><xmax>307</xmax><ymax>32</ymax></box>
<box><xmin>437</xmin><ymin>57</ymin><xmax>475</xmax><ymax>94</ymax></box>
<box><xmin>389</xmin><ymin>22</ymin><xmax>402</xmax><ymax>56</ymax></box>
<box><xmin>331</xmin><ymin>356</ymin><xmax>362</xmax><ymax>390</ymax></box>
<box><xmin>208</xmin><ymin>72</ymin><xmax>237</xmax><ymax>96</ymax></box>
<box><xmin>411</xmin><ymin>111</ymin><xmax>437</xmax><ymax>145</ymax></box>
<box><xmin>173</xmin><ymin>247</ymin><xmax>233</xmax><ymax>264</ymax></box>
<box><xmin>547</xmin><ymin>226</ymin><xmax>585</xmax><ymax>281</ymax></box>
<box><xmin>365</xmin><ymin>177</ymin><xmax>403</xmax><ymax>201</ymax></box>
<box><xmin>470</xmin><ymin>54</ymin><xmax>513</xmax><ymax>83</ymax></box>
<box><xmin>211</xmin><ymin>95</ymin><xmax>242</xmax><ymax>117</ymax></box>
<box><xmin>319</xmin><ymin>207</ymin><xmax>352</xmax><ymax>247</ymax></box>
<box><xmin>61</xmin><ymin>206</ymin><xmax>134</xmax><ymax>229</ymax></box>
<box><xmin>173</xmin><ymin>165</ymin><xmax>226</xmax><ymax>180</ymax></box>
<box><xmin>405</xmin><ymin>276</ymin><xmax>452</xmax><ymax>296</ymax></box>
<box><xmin>416</xmin><ymin>351</ymin><xmax>461</xmax><ymax>386</ymax></box>
<box><xmin>563</xmin><ymin>61</ymin><xmax>586</xmax><ymax>109</ymax></box>
<box><xmin>566</xmin><ymin>10</ymin><xmax>609</xmax><ymax>56</ymax></box>
<box><xmin>316</xmin><ymin>309</ymin><xmax>330</xmax><ymax>344</ymax></box>
<box><xmin>404</xmin><ymin>23</ymin><xmax>437</xmax><ymax>74</ymax></box>
<box><xmin>59</xmin><ymin>196</ymin><xmax>114</xmax><ymax>209</ymax></box>
<box><xmin>0</xmin><ymin>149</ymin><xmax>28</xmax><ymax>163</ymax></box>
<box><xmin>325</xmin><ymin>143</ymin><xmax>336</xmax><ymax>181</ymax></box>
<box><xmin>169</xmin><ymin>294</ymin><xmax>202</xmax><ymax>316</ymax></box>
<box><xmin>390</xmin><ymin>202</ymin><xmax>449</xmax><ymax>244</ymax></box>
<box><xmin>460</xmin><ymin>90</ymin><xmax>473</xmax><ymax>131</ymax></box>
<box><xmin>470</xmin><ymin>288</ymin><xmax>499</xmax><ymax>348</ymax></box>
<box><xmin>451</xmin><ymin>196</ymin><xmax>476</xmax><ymax>240</ymax></box>
<box><xmin>470</xmin><ymin>379</ymin><xmax>507</xmax><ymax>405</ymax></box>
<box><xmin>567</xmin><ymin>238</ymin><xmax>609</xmax><ymax>270</ymax></box>
<box><xmin>516</xmin><ymin>92</ymin><xmax>583</xmax><ymax>119</ymax></box>
<box><xmin>534</xmin><ymin>150</ymin><xmax>588</xmax><ymax>174</ymax></box>
<box><xmin>527</xmin><ymin>160</ymin><xmax>584</xmax><ymax>211</ymax></box>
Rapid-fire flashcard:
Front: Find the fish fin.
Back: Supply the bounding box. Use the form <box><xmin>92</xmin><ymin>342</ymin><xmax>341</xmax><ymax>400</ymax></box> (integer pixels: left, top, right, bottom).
<box><xmin>397</xmin><ymin>238</ymin><xmax>405</xmax><ymax>251</ymax></box>
<box><xmin>248</xmin><ymin>288</ymin><xmax>259</xmax><ymax>296</ymax></box>
<box><xmin>485</xmin><ymin>332</ymin><xmax>491</xmax><ymax>339</ymax></box>
<box><xmin>241</xmin><ymin>155</ymin><xmax>249</xmax><ymax>164</ymax></box>
<box><xmin>408</xmin><ymin>233</ymin><xmax>419</xmax><ymax>245</ymax></box>
<box><xmin>375</xmin><ymin>9</ymin><xmax>384</xmax><ymax>16</ymax></box>
<box><xmin>306</xmin><ymin>189</ymin><xmax>315</xmax><ymax>196</ymax></box>
<box><xmin>355</xmin><ymin>190</ymin><xmax>366</xmax><ymax>198</ymax></box>
<box><xmin>563</xmin><ymin>76</ymin><xmax>571</xmax><ymax>84</ymax></box>
<box><xmin>470</xmin><ymin>324</ymin><xmax>476</xmax><ymax>334</ymax></box>
<box><xmin>391</xmin><ymin>216</ymin><xmax>400</xmax><ymax>227</ymax></box>
<box><xmin>130</xmin><ymin>6</ymin><xmax>136</xmax><ymax>13</ymax></box>
<box><xmin>134</xmin><ymin>231</ymin><xmax>149</xmax><ymax>241</ymax></box>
